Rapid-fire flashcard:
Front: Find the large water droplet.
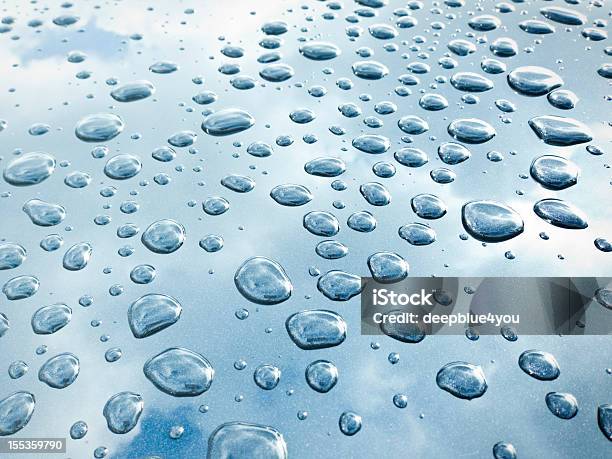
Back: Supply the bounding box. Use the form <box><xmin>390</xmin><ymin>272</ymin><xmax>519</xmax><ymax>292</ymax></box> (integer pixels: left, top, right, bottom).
<box><xmin>75</xmin><ymin>113</ymin><xmax>124</xmax><ymax>142</ymax></box>
<box><xmin>3</xmin><ymin>152</ymin><xmax>56</xmax><ymax>186</ymax></box>
<box><xmin>436</xmin><ymin>361</ymin><xmax>487</xmax><ymax>400</ymax></box>
<box><xmin>528</xmin><ymin>116</ymin><xmax>593</xmax><ymax>146</ymax></box>
<box><xmin>38</xmin><ymin>353</ymin><xmax>80</xmax><ymax>389</ymax></box>
<box><xmin>533</xmin><ymin>199</ymin><xmax>588</xmax><ymax>229</ymax></box>
<box><xmin>23</xmin><ymin>199</ymin><xmax>66</xmax><ymax>226</ymax></box>
<box><xmin>448</xmin><ymin>119</ymin><xmax>496</xmax><ymax>144</ymax></box>
<box><xmin>317</xmin><ymin>271</ymin><xmax>362</xmax><ymax>301</ymax></box>
<box><xmin>518</xmin><ymin>350</ymin><xmax>560</xmax><ymax>380</ymax></box>
<box><xmin>208</xmin><ymin>422</ymin><xmax>287</xmax><ymax>459</ymax></box>
<box><xmin>507</xmin><ymin>66</ymin><xmax>563</xmax><ymax>96</ymax></box>
<box><xmin>305</xmin><ymin>360</ymin><xmax>338</xmax><ymax>393</ymax></box>
<box><xmin>234</xmin><ymin>257</ymin><xmax>292</xmax><ymax>305</ymax></box>
<box><xmin>31</xmin><ymin>304</ymin><xmax>71</xmax><ymax>335</ymax></box>
<box><xmin>0</xmin><ymin>243</ymin><xmax>26</xmax><ymax>270</ymax></box>
<box><xmin>144</xmin><ymin>347</ymin><xmax>214</xmax><ymax>397</ymax></box>
<box><xmin>110</xmin><ymin>80</ymin><xmax>155</xmax><ymax>102</ymax></box>
<box><xmin>103</xmin><ymin>392</ymin><xmax>143</xmax><ymax>434</ymax></box>
<box><xmin>530</xmin><ymin>155</ymin><xmax>579</xmax><ymax>190</ymax></box>
<box><xmin>462</xmin><ymin>201</ymin><xmax>524</xmax><ymax>242</ymax></box>
<box><xmin>286</xmin><ymin>310</ymin><xmax>347</xmax><ymax>350</ymax></box>
<box><xmin>545</xmin><ymin>392</ymin><xmax>578</xmax><ymax>420</ymax></box>
<box><xmin>201</xmin><ymin>109</ymin><xmax>255</xmax><ymax>136</ymax></box>
<box><xmin>0</xmin><ymin>392</ymin><xmax>35</xmax><ymax>436</ymax></box>
<box><xmin>63</xmin><ymin>242</ymin><xmax>92</xmax><ymax>271</ymax></box>
<box><xmin>128</xmin><ymin>294</ymin><xmax>182</xmax><ymax>338</ymax></box>
<box><xmin>141</xmin><ymin>219</ymin><xmax>186</xmax><ymax>254</ymax></box>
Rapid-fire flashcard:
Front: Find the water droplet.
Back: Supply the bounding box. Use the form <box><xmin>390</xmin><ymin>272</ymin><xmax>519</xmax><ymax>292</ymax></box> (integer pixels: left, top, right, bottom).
<box><xmin>70</xmin><ymin>420</ymin><xmax>88</xmax><ymax>440</ymax></box>
<box><xmin>352</xmin><ymin>60</ymin><xmax>389</xmax><ymax>80</ymax></box>
<box><xmin>530</xmin><ymin>155</ymin><xmax>579</xmax><ymax>190</ymax></box>
<box><xmin>38</xmin><ymin>353</ymin><xmax>80</xmax><ymax>389</ymax></box>
<box><xmin>299</xmin><ymin>42</ymin><xmax>341</xmax><ymax>60</ymax></box>
<box><xmin>448</xmin><ymin>118</ymin><xmax>496</xmax><ymax>144</ymax></box>
<box><xmin>128</xmin><ymin>294</ymin><xmax>182</xmax><ymax>338</ymax></box>
<box><xmin>436</xmin><ymin>361</ymin><xmax>487</xmax><ymax>400</ymax></box>
<box><xmin>202</xmin><ymin>109</ymin><xmax>255</xmax><ymax>136</ymax></box>
<box><xmin>450</xmin><ymin>72</ymin><xmax>494</xmax><ymax>92</ymax></box>
<box><xmin>63</xmin><ymin>242</ymin><xmax>92</xmax><ymax>271</ymax></box>
<box><xmin>110</xmin><ymin>80</ymin><xmax>155</xmax><ymax>102</ymax></box>
<box><xmin>286</xmin><ymin>310</ymin><xmax>347</xmax><ymax>350</ymax></box>
<box><xmin>3</xmin><ymin>152</ymin><xmax>56</xmax><ymax>186</ymax></box>
<box><xmin>31</xmin><ymin>304</ymin><xmax>71</xmax><ymax>335</ymax></box>
<box><xmin>0</xmin><ymin>243</ymin><xmax>26</xmax><ymax>270</ymax></box>
<box><xmin>339</xmin><ymin>411</ymin><xmax>362</xmax><ymax>436</ymax></box>
<box><xmin>305</xmin><ymin>360</ymin><xmax>338</xmax><ymax>393</ymax></box>
<box><xmin>23</xmin><ymin>199</ymin><xmax>66</xmax><ymax>227</ymax></box>
<box><xmin>367</xmin><ymin>252</ymin><xmax>408</xmax><ymax>283</ymax></box>
<box><xmin>3</xmin><ymin>275</ymin><xmax>39</xmax><ymax>300</ymax></box>
<box><xmin>462</xmin><ymin>201</ymin><xmax>524</xmax><ymax>242</ymax></box>
<box><xmin>545</xmin><ymin>392</ymin><xmax>578</xmax><ymax>419</ymax></box>
<box><xmin>507</xmin><ymin>66</ymin><xmax>563</xmax><ymax>96</ymax></box>
<box><xmin>144</xmin><ymin>347</ymin><xmax>214</xmax><ymax>397</ymax></box>
<box><xmin>208</xmin><ymin>422</ymin><xmax>287</xmax><ymax>458</ymax></box>
<box><xmin>75</xmin><ymin>114</ymin><xmax>124</xmax><ymax>142</ymax></box>
<box><xmin>103</xmin><ymin>392</ymin><xmax>143</xmax><ymax>434</ymax></box>
<box><xmin>270</xmin><ymin>184</ymin><xmax>313</xmax><ymax>206</ymax></box>
<box><xmin>0</xmin><ymin>392</ymin><xmax>35</xmax><ymax>436</ymax></box>
<box><xmin>253</xmin><ymin>364</ymin><xmax>281</xmax><ymax>390</ymax></box>
<box><xmin>528</xmin><ymin>116</ymin><xmax>593</xmax><ymax>146</ymax></box>
<box><xmin>317</xmin><ymin>270</ymin><xmax>362</xmax><ymax>301</ymax></box>
<box><xmin>234</xmin><ymin>257</ymin><xmax>292</xmax><ymax>305</ymax></box>
<box><xmin>518</xmin><ymin>350</ymin><xmax>560</xmax><ymax>380</ymax></box>
<box><xmin>141</xmin><ymin>219</ymin><xmax>186</xmax><ymax>254</ymax></box>
<box><xmin>533</xmin><ymin>199</ymin><xmax>588</xmax><ymax>229</ymax></box>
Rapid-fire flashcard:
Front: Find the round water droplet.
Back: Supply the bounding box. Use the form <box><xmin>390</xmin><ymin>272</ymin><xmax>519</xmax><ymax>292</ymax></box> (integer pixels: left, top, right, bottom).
<box><xmin>299</xmin><ymin>42</ymin><xmax>341</xmax><ymax>60</ymax></box>
<box><xmin>305</xmin><ymin>360</ymin><xmax>338</xmax><ymax>393</ymax></box>
<box><xmin>352</xmin><ymin>60</ymin><xmax>389</xmax><ymax>80</ymax></box>
<box><xmin>38</xmin><ymin>353</ymin><xmax>79</xmax><ymax>389</ymax></box>
<box><xmin>234</xmin><ymin>257</ymin><xmax>292</xmax><ymax>305</ymax></box>
<box><xmin>339</xmin><ymin>411</ymin><xmax>362</xmax><ymax>436</ymax></box>
<box><xmin>70</xmin><ymin>420</ymin><xmax>88</xmax><ymax>440</ymax></box>
<box><xmin>493</xmin><ymin>442</ymin><xmax>517</xmax><ymax>459</ymax></box>
<box><xmin>141</xmin><ymin>219</ymin><xmax>185</xmax><ymax>254</ymax></box>
<box><xmin>253</xmin><ymin>364</ymin><xmax>281</xmax><ymax>390</ymax></box>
